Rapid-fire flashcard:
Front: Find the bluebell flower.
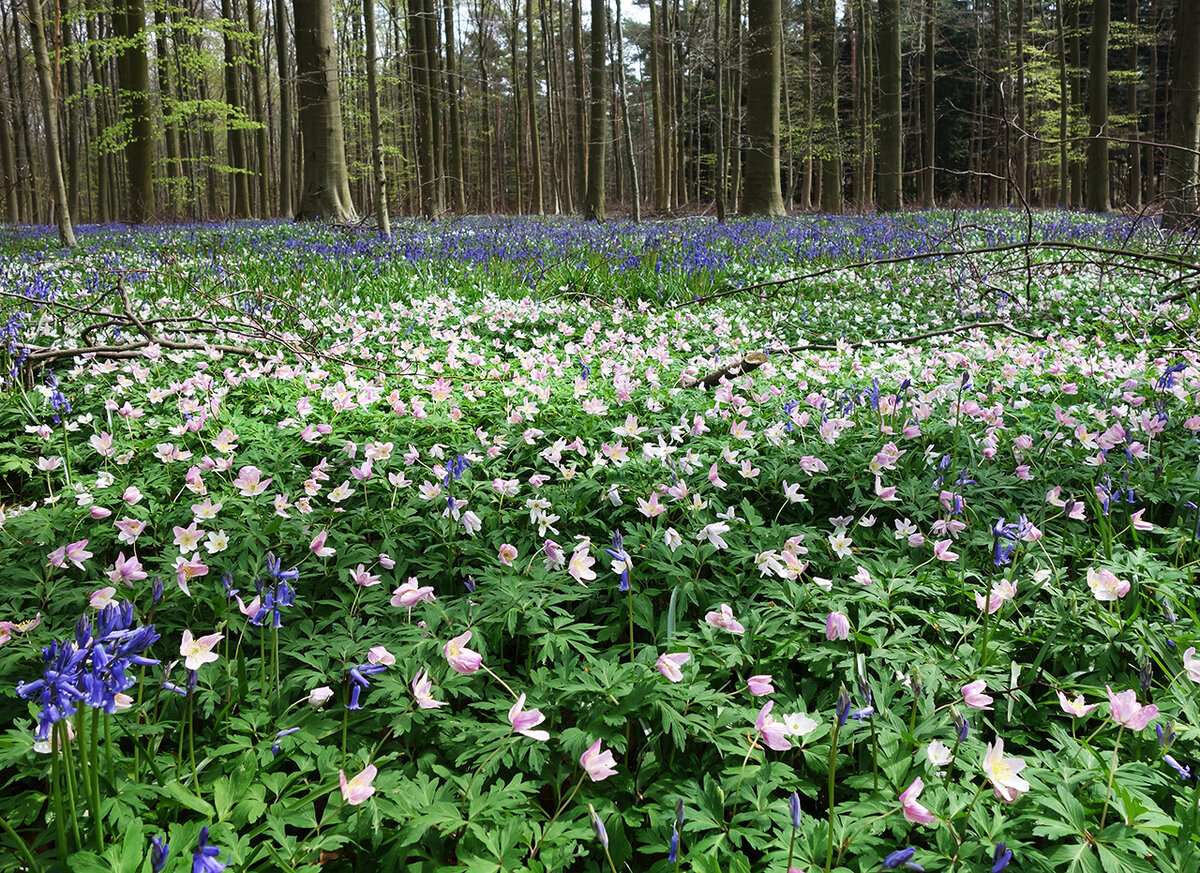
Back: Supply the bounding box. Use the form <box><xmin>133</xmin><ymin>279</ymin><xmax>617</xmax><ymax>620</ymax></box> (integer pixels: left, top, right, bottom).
<box><xmin>605</xmin><ymin>530</ymin><xmax>632</xmax><ymax>592</ymax></box>
<box><xmin>882</xmin><ymin>846</ymin><xmax>922</xmax><ymax>870</ymax></box>
<box><xmin>788</xmin><ymin>791</ymin><xmax>802</xmax><ymax>829</ymax></box>
<box><xmin>587</xmin><ymin>803</ymin><xmax>608</xmax><ymax>849</ymax></box>
<box><xmin>150</xmin><ymin>835</ymin><xmax>169</xmax><ymax>873</ymax></box>
<box><xmin>836</xmin><ymin>685</ymin><xmax>852</xmax><ymax>727</ymax></box>
<box><xmin>1164</xmin><ymin>754</ymin><xmax>1192</xmax><ymax>781</ymax></box>
<box><xmin>192</xmin><ymin>826</ymin><xmax>229</xmax><ymax>873</ymax></box>
<box><xmin>991</xmin><ymin>842</ymin><xmax>1013</xmax><ymax>872</ymax></box>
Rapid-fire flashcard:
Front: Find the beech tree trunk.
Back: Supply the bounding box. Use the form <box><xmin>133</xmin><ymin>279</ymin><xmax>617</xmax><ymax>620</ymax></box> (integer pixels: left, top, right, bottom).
<box><xmin>114</xmin><ymin>0</ymin><xmax>154</xmax><ymax>222</ymax></box>
<box><xmin>1086</xmin><ymin>0</ymin><xmax>1110</xmax><ymax>212</ymax></box>
<box><xmin>25</xmin><ymin>0</ymin><xmax>76</xmax><ymax>245</ymax></box>
<box><xmin>876</xmin><ymin>0</ymin><xmax>901</xmax><ymax>211</ymax></box>
<box><xmin>583</xmin><ymin>0</ymin><xmax>606</xmax><ymax>220</ymax></box>
<box><xmin>1163</xmin><ymin>0</ymin><xmax>1200</xmax><ymax>227</ymax></box>
<box><xmin>741</xmin><ymin>0</ymin><xmax>784</xmax><ymax>215</ymax></box>
<box><xmin>363</xmin><ymin>0</ymin><xmax>389</xmax><ymax>234</ymax></box>
<box><xmin>293</xmin><ymin>0</ymin><xmax>356</xmax><ymax>219</ymax></box>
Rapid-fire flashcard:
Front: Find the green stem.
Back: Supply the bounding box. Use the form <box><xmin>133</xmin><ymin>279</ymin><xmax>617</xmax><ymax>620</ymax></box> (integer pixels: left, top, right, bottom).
<box><xmin>1099</xmin><ymin>726</ymin><xmax>1123</xmax><ymax>831</ymax></box>
<box><xmin>58</xmin><ymin>722</ymin><xmax>83</xmax><ymax>851</ymax></box>
<box><xmin>0</xmin><ymin>816</ymin><xmax>41</xmax><ymax>873</ymax></box>
<box><xmin>49</xmin><ymin>725</ymin><xmax>71</xmax><ymax>858</ymax></box>
<box><xmin>825</xmin><ymin>722</ymin><xmax>841</xmax><ymax>873</ymax></box>
<box><xmin>627</xmin><ymin>585</ymin><xmax>635</xmax><ymax>665</ymax></box>
<box><xmin>529</xmin><ymin>774</ymin><xmax>584</xmax><ymax>860</ymax></box>
<box><xmin>89</xmin><ymin>706</ymin><xmax>103</xmax><ymax>851</ymax></box>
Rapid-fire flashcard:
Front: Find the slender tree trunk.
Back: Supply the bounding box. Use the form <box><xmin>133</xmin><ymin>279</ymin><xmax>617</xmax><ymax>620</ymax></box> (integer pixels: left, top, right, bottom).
<box><xmin>114</xmin><ymin>0</ymin><xmax>154</xmax><ymax>221</ymax></box>
<box><xmin>409</xmin><ymin>0</ymin><xmax>437</xmax><ymax>218</ymax></box>
<box><xmin>275</xmin><ymin>0</ymin><xmax>294</xmax><ymax>215</ymax></box>
<box><xmin>25</xmin><ymin>0</ymin><xmax>76</xmax><ymax>244</ymax></box>
<box><xmin>1086</xmin><ymin>0</ymin><xmax>1110</xmax><ymax>211</ymax></box>
<box><xmin>8</xmin><ymin>9</ymin><xmax>36</xmax><ymax>223</ymax></box>
<box><xmin>474</xmin><ymin>0</ymin><xmax>495</xmax><ymax>211</ymax></box>
<box><xmin>583</xmin><ymin>0</ymin><xmax>606</xmax><ymax>219</ymax></box>
<box><xmin>818</xmin><ymin>0</ymin><xmax>840</xmax><ymax>213</ymax></box>
<box><xmin>526</xmin><ymin>0</ymin><xmax>544</xmax><ymax>213</ymax></box>
<box><xmin>363</xmin><ymin>0</ymin><xmax>389</xmax><ymax>233</ymax></box>
<box><xmin>222</xmin><ymin>0</ymin><xmax>250</xmax><ymax>217</ymax></box>
<box><xmin>445</xmin><ymin>0</ymin><xmax>467</xmax><ymax>212</ymax></box>
<box><xmin>1163</xmin><ymin>0</ymin><xmax>1200</xmax><ymax>227</ymax></box>
<box><xmin>1057</xmin><ymin>0</ymin><xmax>1069</xmax><ymax>205</ymax></box>
<box><xmin>876</xmin><ymin>0</ymin><xmax>901</xmax><ymax>211</ymax></box>
<box><xmin>153</xmin><ymin>0</ymin><xmax>180</xmax><ymax>219</ymax></box>
<box><xmin>614</xmin><ymin>0</ymin><xmax>638</xmax><ymax>220</ymax></box>
<box><xmin>742</xmin><ymin>0</ymin><xmax>784</xmax><ymax>214</ymax></box>
<box><xmin>648</xmin><ymin>0</ymin><xmax>666</xmax><ymax>210</ymax></box>
<box><xmin>1127</xmin><ymin>0</ymin><xmax>1141</xmax><ymax>208</ymax></box>
<box><xmin>922</xmin><ymin>0</ymin><xmax>935</xmax><ymax>207</ymax></box>
<box><xmin>294</xmin><ymin>0</ymin><xmax>356</xmax><ymax>219</ymax></box>
<box><xmin>988</xmin><ymin>0</ymin><xmax>1003</xmax><ymax>206</ymax></box>
<box><xmin>859</xmin><ymin>0</ymin><xmax>872</xmax><ymax>207</ymax></box>
<box><xmin>60</xmin><ymin>0</ymin><xmax>80</xmax><ymax>222</ymax></box>
<box><xmin>713</xmin><ymin>0</ymin><xmax>725</xmax><ymax>220</ymax></box>
<box><xmin>0</xmin><ymin>83</ymin><xmax>16</xmax><ymax>223</ymax></box>
<box><xmin>1015</xmin><ymin>0</ymin><xmax>1027</xmax><ymax>202</ymax></box>
<box><xmin>246</xmin><ymin>0</ymin><xmax>271</xmax><ymax>215</ymax></box>
<box><xmin>1145</xmin><ymin>0</ymin><xmax>1158</xmax><ymax>204</ymax></box>
<box><xmin>1069</xmin><ymin>0</ymin><xmax>1083</xmax><ymax>206</ymax></box>
<box><xmin>729</xmin><ymin>0</ymin><xmax>743</xmax><ymax>209</ymax></box>
<box><xmin>799</xmin><ymin>0</ymin><xmax>812</xmax><ymax>209</ymax></box>
<box><xmin>571</xmin><ymin>0</ymin><xmax>587</xmax><ymax>209</ymax></box>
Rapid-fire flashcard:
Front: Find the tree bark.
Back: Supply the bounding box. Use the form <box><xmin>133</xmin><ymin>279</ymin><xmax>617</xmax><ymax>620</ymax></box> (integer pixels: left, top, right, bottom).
<box><xmin>741</xmin><ymin>0</ymin><xmax>784</xmax><ymax>214</ymax></box>
<box><xmin>1163</xmin><ymin>0</ymin><xmax>1200</xmax><ymax>227</ymax></box>
<box><xmin>246</xmin><ymin>0</ymin><xmax>272</xmax><ymax>216</ymax></box>
<box><xmin>615</xmin><ymin>0</ymin><xmax>638</xmax><ymax>220</ymax></box>
<box><xmin>25</xmin><ymin>0</ymin><xmax>76</xmax><ymax>245</ymax></box>
<box><xmin>921</xmin><ymin>0</ymin><xmax>935</xmax><ymax>208</ymax></box>
<box><xmin>114</xmin><ymin>0</ymin><xmax>154</xmax><ymax>222</ymax></box>
<box><xmin>275</xmin><ymin>0</ymin><xmax>294</xmax><ymax>215</ymax></box>
<box><xmin>222</xmin><ymin>0</ymin><xmax>250</xmax><ymax>217</ymax></box>
<box><xmin>713</xmin><ymin>0</ymin><xmax>725</xmax><ymax>220</ymax></box>
<box><xmin>1086</xmin><ymin>0</ymin><xmax>1110</xmax><ymax>212</ymax></box>
<box><xmin>445</xmin><ymin>0</ymin><xmax>467</xmax><ymax>212</ymax></box>
<box><xmin>876</xmin><ymin>0</ymin><xmax>901</xmax><ymax>211</ymax></box>
<box><xmin>1127</xmin><ymin>0</ymin><xmax>1140</xmax><ymax>208</ymax></box>
<box><xmin>526</xmin><ymin>0</ymin><xmax>544</xmax><ymax>213</ymax></box>
<box><xmin>583</xmin><ymin>0</ymin><xmax>606</xmax><ymax>219</ymax></box>
<box><xmin>818</xmin><ymin>0</ymin><xmax>840</xmax><ymax>213</ymax></box>
<box><xmin>363</xmin><ymin>0</ymin><xmax>389</xmax><ymax>234</ymax></box>
<box><xmin>293</xmin><ymin>0</ymin><xmax>356</xmax><ymax>219</ymax></box>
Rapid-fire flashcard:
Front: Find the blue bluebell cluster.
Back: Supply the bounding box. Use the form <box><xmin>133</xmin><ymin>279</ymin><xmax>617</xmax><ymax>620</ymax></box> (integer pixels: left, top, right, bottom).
<box><xmin>15</xmin><ymin>601</ymin><xmax>159</xmax><ymax>742</ymax></box>
<box><xmin>346</xmin><ymin>663</ymin><xmax>387</xmax><ymax>710</ymax></box>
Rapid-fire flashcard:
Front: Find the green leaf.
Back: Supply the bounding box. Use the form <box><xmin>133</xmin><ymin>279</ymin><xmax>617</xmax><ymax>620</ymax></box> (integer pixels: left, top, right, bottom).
<box><xmin>160</xmin><ymin>781</ymin><xmax>215</xmax><ymax>818</ymax></box>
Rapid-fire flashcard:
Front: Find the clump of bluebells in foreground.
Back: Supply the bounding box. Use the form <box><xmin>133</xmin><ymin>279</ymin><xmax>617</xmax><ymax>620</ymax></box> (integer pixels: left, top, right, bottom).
<box><xmin>0</xmin><ymin>215</ymin><xmax>1198</xmax><ymax>872</ymax></box>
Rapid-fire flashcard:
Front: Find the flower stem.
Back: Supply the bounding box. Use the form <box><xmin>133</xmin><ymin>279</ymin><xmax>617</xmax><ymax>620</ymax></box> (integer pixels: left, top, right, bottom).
<box><xmin>825</xmin><ymin>722</ymin><xmax>841</xmax><ymax>873</ymax></box>
<box><xmin>529</xmin><ymin>774</ymin><xmax>584</xmax><ymax>860</ymax></box>
<box><xmin>1099</xmin><ymin>726</ymin><xmax>1123</xmax><ymax>831</ymax></box>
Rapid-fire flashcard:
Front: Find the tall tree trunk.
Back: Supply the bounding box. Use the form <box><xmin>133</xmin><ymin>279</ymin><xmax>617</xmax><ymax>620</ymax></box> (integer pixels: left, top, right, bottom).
<box><xmin>1126</xmin><ymin>0</ymin><xmax>1141</xmax><ymax>208</ymax></box>
<box><xmin>1015</xmin><ymin>0</ymin><xmax>1027</xmax><ymax>202</ymax></box>
<box><xmin>571</xmin><ymin>0</ymin><xmax>587</xmax><ymax>209</ymax></box>
<box><xmin>799</xmin><ymin>0</ymin><xmax>812</xmax><ymax>209</ymax></box>
<box><xmin>713</xmin><ymin>0</ymin><xmax>725</xmax><ymax>220</ymax></box>
<box><xmin>222</xmin><ymin>0</ymin><xmax>250</xmax><ymax>217</ymax></box>
<box><xmin>409</xmin><ymin>0</ymin><xmax>437</xmax><ymax>218</ymax></box>
<box><xmin>84</xmin><ymin>1</ymin><xmax>111</xmax><ymax>223</ymax></box>
<box><xmin>474</xmin><ymin>0</ymin><xmax>496</xmax><ymax>211</ymax></box>
<box><xmin>1057</xmin><ymin>0</ymin><xmax>1069</xmax><ymax>206</ymax></box>
<box><xmin>114</xmin><ymin>0</ymin><xmax>154</xmax><ymax>221</ymax></box>
<box><xmin>921</xmin><ymin>0</ymin><xmax>935</xmax><ymax>208</ymax></box>
<box><xmin>1163</xmin><ymin>0</ymin><xmax>1200</xmax><ymax>227</ymax></box>
<box><xmin>8</xmin><ymin>9</ymin><xmax>36</xmax><ymax>223</ymax></box>
<box><xmin>294</xmin><ymin>0</ymin><xmax>356</xmax><ymax>219</ymax></box>
<box><xmin>1144</xmin><ymin>0</ymin><xmax>1157</xmax><ymax>204</ymax></box>
<box><xmin>246</xmin><ymin>0</ymin><xmax>271</xmax><ymax>215</ymax></box>
<box><xmin>615</xmin><ymin>0</ymin><xmax>638</xmax><ymax>220</ymax></box>
<box><xmin>154</xmin><ymin>0</ymin><xmax>181</xmax><ymax>219</ymax></box>
<box><xmin>363</xmin><ymin>0</ymin><xmax>389</xmax><ymax>233</ymax></box>
<box><xmin>445</xmin><ymin>0</ymin><xmax>467</xmax><ymax>212</ymax></box>
<box><xmin>741</xmin><ymin>0</ymin><xmax>784</xmax><ymax>214</ymax></box>
<box><xmin>988</xmin><ymin>0</ymin><xmax>1003</xmax><ymax>206</ymax></box>
<box><xmin>0</xmin><ymin>83</ymin><xmax>16</xmax><ymax>223</ymax></box>
<box><xmin>818</xmin><ymin>0</ymin><xmax>840</xmax><ymax>213</ymax></box>
<box><xmin>275</xmin><ymin>0</ymin><xmax>294</xmax><ymax>215</ymax></box>
<box><xmin>1086</xmin><ymin>0</ymin><xmax>1110</xmax><ymax>211</ymax></box>
<box><xmin>729</xmin><ymin>0</ymin><xmax>743</xmax><ymax>208</ymax></box>
<box><xmin>1069</xmin><ymin>0</ymin><xmax>1083</xmax><ymax>206</ymax></box>
<box><xmin>648</xmin><ymin>0</ymin><xmax>666</xmax><ymax>209</ymax></box>
<box><xmin>526</xmin><ymin>0</ymin><xmax>544</xmax><ymax>213</ymax></box>
<box><xmin>60</xmin><ymin>0</ymin><xmax>80</xmax><ymax>222</ymax></box>
<box><xmin>876</xmin><ymin>0</ymin><xmax>901</xmax><ymax>211</ymax></box>
<box><xmin>583</xmin><ymin>0</ymin><xmax>606</xmax><ymax>219</ymax></box>
<box><xmin>25</xmin><ymin>0</ymin><xmax>76</xmax><ymax>245</ymax></box>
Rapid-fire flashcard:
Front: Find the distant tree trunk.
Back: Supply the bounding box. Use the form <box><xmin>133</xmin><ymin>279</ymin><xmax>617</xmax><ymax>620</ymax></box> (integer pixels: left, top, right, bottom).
<box><xmin>363</xmin><ymin>0</ymin><xmax>389</xmax><ymax>234</ymax></box>
<box><xmin>876</xmin><ymin>0</ymin><xmax>901</xmax><ymax>211</ymax></box>
<box><xmin>1163</xmin><ymin>0</ymin><xmax>1200</xmax><ymax>227</ymax></box>
<box><xmin>275</xmin><ymin>0</ymin><xmax>294</xmax><ymax>216</ymax></box>
<box><xmin>84</xmin><ymin>2</ymin><xmax>111</xmax><ymax>223</ymax></box>
<box><xmin>799</xmin><ymin>0</ymin><xmax>812</xmax><ymax>209</ymax></box>
<box><xmin>1015</xmin><ymin>0</ymin><xmax>1027</xmax><ymax>201</ymax></box>
<box><xmin>818</xmin><ymin>0</ymin><xmax>840</xmax><ymax>213</ymax></box>
<box><xmin>0</xmin><ymin>89</ymin><xmax>16</xmax><ymax>223</ymax></box>
<box><xmin>648</xmin><ymin>0</ymin><xmax>666</xmax><ymax>210</ymax></box>
<box><xmin>1144</xmin><ymin>0</ymin><xmax>1158</xmax><ymax>204</ymax></box>
<box><xmin>728</xmin><ymin>0</ymin><xmax>743</xmax><ymax>208</ymax></box>
<box><xmin>713</xmin><ymin>0</ymin><xmax>726</xmax><ymax>220</ymax></box>
<box><xmin>1069</xmin><ymin>0</ymin><xmax>1083</xmax><ymax>206</ymax></box>
<box><xmin>527</xmin><ymin>0</ymin><xmax>544</xmax><ymax>213</ymax></box>
<box><xmin>293</xmin><ymin>0</ymin><xmax>356</xmax><ymax>219</ymax></box>
<box><xmin>60</xmin><ymin>0</ymin><xmax>80</xmax><ymax>222</ymax></box>
<box><xmin>222</xmin><ymin>0</ymin><xmax>250</xmax><ymax>217</ymax></box>
<box><xmin>583</xmin><ymin>0</ymin><xmax>606</xmax><ymax>220</ymax></box>
<box><xmin>1057</xmin><ymin>0</ymin><xmax>1069</xmax><ymax>206</ymax></box>
<box><xmin>445</xmin><ymin>0</ymin><xmax>467</xmax><ymax>213</ymax></box>
<box><xmin>409</xmin><ymin>0</ymin><xmax>437</xmax><ymax>219</ymax></box>
<box><xmin>25</xmin><ymin>0</ymin><xmax>76</xmax><ymax>245</ymax></box>
<box><xmin>474</xmin><ymin>0</ymin><xmax>496</xmax><ymax>212</ymax></box>
<box><xmin>246</xmin><ymin>0</ymin><xmax>271</xmax><ymax>216</ymax></box>
<box><xmin>1086</xmin><ymin>0</ymin><xmax>1110</xmax><ymax>211</ymax></box>
<box><xmin>571</xmin><ymin>0</ymin><xmax>587</xmax><ymax>208</ymax></box>
<box><xmin>741</xmin><ymin>0</ymin><xmax>785</xmax><ymax>214</ymax></box>
<box><xmin>988</xmin><ymin>0</ymin><xmax>1003</xmax><ymax>206</ymax></box>
<box><xmin>153</xmin><ymin>0</ymin><xmax>181</xmax><ymax>219</ymax></box>
<box><xmin>1127</xmin><ymin>0</ymin><xmax>1141</xmax><ymax>208</ymax></box>
<box><xmin>615</xmin><ymin>0</ymin><xmax>638</xmax><ymax>220</ymax></box>
<box><xmin>114</xmin><ymin>0</ymin><xmax>154</xmax><ymax>222</ymax></box>
<box><xmin>921</xmin><ymin>0</ymin><xmax>935</xmax><ymax>208</ymax></box>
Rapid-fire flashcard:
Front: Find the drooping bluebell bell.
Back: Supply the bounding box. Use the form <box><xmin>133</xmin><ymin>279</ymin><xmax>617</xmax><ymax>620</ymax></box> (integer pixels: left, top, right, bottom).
<box><xmin>953</xmin><ymin>710</ymin><xmax>970</xmax><ymax>741</ymax></box>
<box><xmin>587</xmin><ymin>803</ymin><xmax>609</xmax><ymax>849</ymax></box>
<box><xmin>1164</xmin><ymin>754</ymin><xmax>1192</xmax><ymax>781</ymax></box>
<box><xmin>150</xmin><ymin>835</ymin><xmax>169</xmax><ymax>873</ymax></box>
<box><xmin>990</xmin><ymin>842</ymin><xmax>1013</xmax><ymax>873</ymax></box>
<box><xmin>272</xmin><ymin>726</ymin><xmax>302</xmax><ymax>757</ymax></box>
<box><xmin>836</xmin><ymin>685</ymin><xmax>852</xmax><ymax>728</ymax></box>
<box><xmin>882</xmin><ymin>846</ymin><xmax>923</xmax><ymax>870</ymax></box>
<box><xmin>192</xmin><ymin>826</ymin><xmax>230</xmax><ymax>873</ymax></box>
<box><xmin>788</xmin><ymin>791</ymin><xmax>802</xmax><ymax>829</ymax></box>
<box><xmin>346</xmin><ymin>663</ymin><xmax>388</xmax><ymax>710</ymax></box>
<box><xmin>605</xmin><ymin>530</ymin><xmax>632</xmax><ymax>592</ymax></box>
<box><xmin>1157</xmin><ymin>722</ymin><xmax>1176</xmax><ymax>751</ymax></box>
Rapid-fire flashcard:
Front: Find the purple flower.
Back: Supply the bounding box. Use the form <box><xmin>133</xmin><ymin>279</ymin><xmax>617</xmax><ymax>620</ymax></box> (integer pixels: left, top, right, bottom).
<box><xmin>991</xmin><ymin>842</ymin><xmax>1013</xmax><ymax>873</ymax></box>
<box><xmin>150</xmin><ymin>835</ymin><xmax>169</xmax><ymax>873</ymax></box>
<box><xmin>192</xmin><ymin>826</ymin><xmax>229</xmax><ymax>873</ymax></box>
<box><xmin>882</xmin><ymin>847</ymin><xmax>923</xmax><ymax>870</ymax></box>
